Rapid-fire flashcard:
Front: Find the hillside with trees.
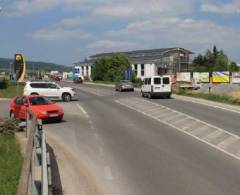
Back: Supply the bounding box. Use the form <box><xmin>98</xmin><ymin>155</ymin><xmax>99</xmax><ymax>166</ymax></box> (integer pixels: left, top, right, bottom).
<box><xmin>191</xmin><ymin>46</ymin><xmax>238</xmax><ymax>72</ymax></box>
<box><xmin>0</xmin><ymin>58</ymin><xmax>72</xmax><ymax>72</ymax></box>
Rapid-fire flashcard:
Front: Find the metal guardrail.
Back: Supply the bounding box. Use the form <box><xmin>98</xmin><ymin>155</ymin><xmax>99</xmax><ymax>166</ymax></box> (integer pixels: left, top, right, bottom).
<box><xmin>17</xmin><ymin>109</ymin><xmax>51</xmax><ymax>195</ymax></box>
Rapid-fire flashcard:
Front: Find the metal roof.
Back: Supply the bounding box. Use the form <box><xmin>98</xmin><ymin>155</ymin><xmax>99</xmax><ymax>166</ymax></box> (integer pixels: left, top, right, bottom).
<box><xmin>75</xmin><ymin>47</ymin><xmax>194</xmax><ymax>66</ymax></box>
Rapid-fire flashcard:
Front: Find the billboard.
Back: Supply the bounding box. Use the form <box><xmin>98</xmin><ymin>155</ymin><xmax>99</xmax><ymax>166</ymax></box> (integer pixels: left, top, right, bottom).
<box><xmin>193</xmin><ymin>72</ymin><xmax>210</xmax><ymax>83</ymax></box>
<box><xmin>176</xmin><ymin>72</ymin><xmax>191</xmax><ymax>82</ymax></box>
<box><xmin>14</xmin><ymin>54</ymin><xmax>26</xmax><ymax>82</ymax></box>
<box><xmin>212</xmin><ymin>72</ymin><xmax>230</xmax><ymax>83</ymax></box>
<box><xmin>124</xmin><ymin>68</ymin><xmax>132</xmax><ymax>80</ymax></box>
<box><xmin>232</xmin><ymin>72</ymin><xmax>240</xmax><ymax>84</ymax></box>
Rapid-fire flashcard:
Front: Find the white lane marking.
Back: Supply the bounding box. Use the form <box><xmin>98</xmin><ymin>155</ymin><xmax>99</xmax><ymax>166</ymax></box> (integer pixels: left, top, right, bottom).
<box><xmin>94</xmin><ymin>133</ymin><xmax>99</xmax><ymax>140</ymax></box>
<box><xmin>171</xmin><ymin>116</ymin><xmax>189</xmax><ymax>124</ymax></box>
<box><xmin>76</xmin><ymin>103</ymin><xmax>89</xmax><ymax>118</ymax></box>
<box><xmin>116</xmin><ymin>98</ymin><xmax>240</xmax><ymax>161</ymax></box>
<box><xmin>182</xmin><ymin>121</ymin><xmax>199</xmax><ymax>131</ymax></box>
<box><xmin>191</xmin><ymin>125</ymin><xmax>210</xmax><ymax>134</ymax></box>
<box><xmin>217</xmin><ymin>136</ymin><xmax>237</xmax><ymax>149</ymax></box>
<box><xmin>204</xmin><ymin>130</ymin><xmax>222</xmax><ymax>141</ymax></box>
<box><xmin>174</xmin><ymin>95</ymin><xmax>240</xmax><ymax>115</ymax></box>
<box><xmin>144</xmin><ymin>99</ymin><xmax>240</xmax><ymax>139</ymax></box>
<box><xmin>104</xmin><ymin>166</ymin><xmax>114</xmax><ymax>180</ymax></box>
<box><xmin>98</xmin><ymin>146</ymin><xmax>104</xmax><ymax>157</ymax></box>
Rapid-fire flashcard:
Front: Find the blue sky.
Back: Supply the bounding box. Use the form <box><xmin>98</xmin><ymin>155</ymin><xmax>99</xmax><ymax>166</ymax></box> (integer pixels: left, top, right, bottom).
<box><xmin>0</xmin><ymin>0</ymin><xmax>240</xmax><ymax>65</ymax></box>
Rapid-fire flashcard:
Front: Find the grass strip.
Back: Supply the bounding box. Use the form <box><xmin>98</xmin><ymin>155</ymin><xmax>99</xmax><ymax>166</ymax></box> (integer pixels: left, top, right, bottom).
<box><xmin>0</xmin><ymin>134</ymin><xmax>22</xmax><ymax>194</ymax></box>
<box><xmin>176</xmin><ymin>90</ymin><xmax>240</xmax><ymax>106</ymax></box>
<box><xmin>0</xmin><ymin>83</ymin><xmax>24</xmax><ymax>98</ymax></box>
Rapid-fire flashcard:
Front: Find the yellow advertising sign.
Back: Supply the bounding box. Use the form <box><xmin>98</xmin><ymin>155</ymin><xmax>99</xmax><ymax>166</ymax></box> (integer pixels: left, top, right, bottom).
<box><xmin>14</xmin><ymin>54</ymin><xmax>26</xmax><ymax>82</ymax></box>
<box><xmin>212</xmin><ymin>72</ymin><xmax>230</xmax><ymax>83</ymax></box>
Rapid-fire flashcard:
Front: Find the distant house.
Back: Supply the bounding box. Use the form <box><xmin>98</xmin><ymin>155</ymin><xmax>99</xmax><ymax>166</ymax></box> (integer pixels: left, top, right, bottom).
<box><xmin>75</xmin><ymin>47</ymin><xmax>194</xmax><ymax>79</ymax></box>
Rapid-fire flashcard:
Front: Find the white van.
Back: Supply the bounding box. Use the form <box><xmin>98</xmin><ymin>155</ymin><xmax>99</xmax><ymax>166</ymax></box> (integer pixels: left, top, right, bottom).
<box><xmin>141</xmin><ymin>76</ymin><xmax>172</xmax><ymax>98</ymax></box>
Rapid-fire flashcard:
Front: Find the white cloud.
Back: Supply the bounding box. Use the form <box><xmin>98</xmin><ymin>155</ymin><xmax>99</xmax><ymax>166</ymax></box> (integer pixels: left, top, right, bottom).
<box><xmin>6</xmin><ymin>0</ymin><xmax>60</xmax><ymax>16</ymax></box>
<box><xmin>92</xmin><ymin>0</ymin><xmax>194</xmax><ymax>19</ymax></box>
<box><xmin>201</xmin><ymin>1</ymin><xmax>240</xmax><ymax>14</ymax></box>
<box><xmin>31</xmin><ymin>27</ymin><xmax>91</xmax><ymax>41</ymax></box>
<box><xmin>106</xmin><ymin>17</ymin><xmax>240</xmax><ymax>50</ymax></box>
<box><xmin>5</xmin><ymin>0</ymin><xmax>195</xmax><ymax>17</ymax></box>
<box><xmin>87</xmin><ymin>40</ymin><xmax>141</xmax><ymax>52</ymax></box>
<box><xmin>57</xmin><ymin>17</ymin><xmax>84</xmax><ymax>27</ymax></box>
<box><xmin>4</xmin><ymin>0</ymin><xmax>113</xmax><ymax>16</ymax></box>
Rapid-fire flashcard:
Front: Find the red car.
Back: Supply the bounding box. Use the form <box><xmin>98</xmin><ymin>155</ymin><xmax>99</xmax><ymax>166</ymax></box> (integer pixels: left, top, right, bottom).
<box><xmin>10</xmin><ymin>95</ymin><xmax>64</xmax><ymax>122</ymax></box>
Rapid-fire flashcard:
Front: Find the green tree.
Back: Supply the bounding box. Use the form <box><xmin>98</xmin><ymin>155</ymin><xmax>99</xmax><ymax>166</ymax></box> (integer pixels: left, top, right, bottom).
<box><xmin>191</xmin><ymin>46</ymin><xmax>235</xmax><ymax>72</ymax></box>
<box><xmin>228</xmin><ymin>62</ymin><xmax>238</xmax><ymax>72</ymax></box>
<box><xmin>91</xmin><ymin>58</ymin><xmax>109</xmax><ymax>81</ymax></box>
<box><xmin>91</xmin><ymin>53</ymin><xmax>131</xmax><ymax>82</ymax></box>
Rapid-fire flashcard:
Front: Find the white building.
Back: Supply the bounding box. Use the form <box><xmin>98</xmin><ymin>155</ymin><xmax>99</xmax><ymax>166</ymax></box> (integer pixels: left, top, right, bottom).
<box><xmin>73</xmin><ymin>62</ymin><xmax>92</xmax><ymax>80</ymax></box>
<box><xmin>75</xmin><ymin>48</ymin><xmax>193</xmax><ymax>80</ymax></box>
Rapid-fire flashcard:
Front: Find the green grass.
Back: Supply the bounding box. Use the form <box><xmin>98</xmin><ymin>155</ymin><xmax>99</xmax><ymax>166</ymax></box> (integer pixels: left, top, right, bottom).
<box><xmin>0</xmin><ymin>134</ymin><xmax>22</xmax><ymax>195</ymax></box>
<box><xmin>0</xmin><ymin>83</ymin><xmax>24</xmax><ymax>98</ymax></box>
<box><xmin>176</xmin><ymin>90</ymin><xmax>240</xmax><ymax>106</ymax></box>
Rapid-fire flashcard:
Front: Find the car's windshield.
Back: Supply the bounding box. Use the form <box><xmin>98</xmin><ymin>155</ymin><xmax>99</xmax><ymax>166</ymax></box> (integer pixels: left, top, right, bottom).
<box><xmin>29</xmin><ymin>96</ymin><xmax>52</xmax><ymax>105</ymax></box>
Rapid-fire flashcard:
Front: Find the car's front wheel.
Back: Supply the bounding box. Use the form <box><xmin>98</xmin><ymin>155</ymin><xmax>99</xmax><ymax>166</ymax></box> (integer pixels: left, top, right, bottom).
<box><xmin>62</xmin><ymin>93</ymin><xmax>71</xmax><ymax>102</ymax></box>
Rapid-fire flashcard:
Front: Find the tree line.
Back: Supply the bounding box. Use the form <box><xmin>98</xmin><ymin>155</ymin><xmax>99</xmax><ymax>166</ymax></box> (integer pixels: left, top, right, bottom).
<box><xmin>191</xmin><ymin>46</ymin><xmax>238</xmax><ymax>72</ymax></box>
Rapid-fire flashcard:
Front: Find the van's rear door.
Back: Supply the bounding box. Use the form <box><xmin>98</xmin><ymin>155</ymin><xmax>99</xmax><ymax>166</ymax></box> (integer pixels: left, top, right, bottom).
<box><xmin>162</xmin><ymin>76</ymin><xmax>171</xmax><ymax>92</ymax></box>
<box><xmin>153</xmin><ymin>77</ymin><xmax>162</xmax><ymax>92</ymax></box>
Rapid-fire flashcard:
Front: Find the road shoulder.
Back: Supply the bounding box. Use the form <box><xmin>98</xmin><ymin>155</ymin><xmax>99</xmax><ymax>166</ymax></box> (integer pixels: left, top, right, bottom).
<box><xmin>46</xmin><ymin>132</ymin><xmax>108</xmax><ymax>195</ymax></box>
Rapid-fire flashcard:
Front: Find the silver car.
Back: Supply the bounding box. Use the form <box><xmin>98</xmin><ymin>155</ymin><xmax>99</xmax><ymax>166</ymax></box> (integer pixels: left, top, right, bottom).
<box><xmin>115</xmin><ymin>80</ymin><xmax>134</xmax><ymax>92</ymax></box>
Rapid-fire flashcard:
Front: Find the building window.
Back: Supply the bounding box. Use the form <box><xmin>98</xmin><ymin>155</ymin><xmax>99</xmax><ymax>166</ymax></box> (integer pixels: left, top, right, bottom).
<box><xmin>134</xmin><ymin>64</ymin><xmax>138</xmax><ymax>70</ymax></box>
<box><xmin>134</xmin><ymin>64</ymin><xmax>138</xmax><ymax>75</ymax></box>
<box><xmin>86</xmin><ymin>66</ymin><xmax>90</xmax><ymax>78</ymax></box>
<box><xmin>141</xmin><ymin>64</ymin><xmax>144</xmax><ymax>76</ymax></box>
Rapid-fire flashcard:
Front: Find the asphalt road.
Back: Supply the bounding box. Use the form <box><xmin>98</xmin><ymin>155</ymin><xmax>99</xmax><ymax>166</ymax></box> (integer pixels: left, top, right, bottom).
<box><xmin>2</xmin><ymin>83</ymin><xmax>240</xmax><ymax>195</ymax></box>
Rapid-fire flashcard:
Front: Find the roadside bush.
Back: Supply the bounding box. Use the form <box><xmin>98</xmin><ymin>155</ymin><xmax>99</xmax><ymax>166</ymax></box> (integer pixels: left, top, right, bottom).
<box><xmin>0</xmin><ymin>79</ymin><xmax>8</xmax><ymax>89</ymax></box>
<box><xmin>132</xmin><ymin>78</ymin><xmax>143</xmax><ymax>87</ymax></box>
<box><xmin>0</xmin><ymin>118</ymin><xmax>19</xmax><ymax>135</ymax></box>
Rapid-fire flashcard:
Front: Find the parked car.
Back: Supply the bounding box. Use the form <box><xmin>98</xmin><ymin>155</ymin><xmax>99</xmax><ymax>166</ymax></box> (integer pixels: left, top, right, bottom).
<box><xmin>141</xmin><ymin>76</ymin><xmax>172</xmax><ymax>98</ymax></box>
<box><xmin>24</xmin><ymin>81</ymin><xmax>76</xmax><ymax>102</ymax></box>
<box><xmin>51</xmin><ymin>75</ymin><xmax>62</xmax><ymax>81</ymax></box>
<box><xmin>73</xmin><ymin>77</ymin><xmax>83</xmax><ymax>84</ymax></box>
<box><xmin>10</xmin><ymin>95</ymin><xmax>64</xmax><ymax>122</ymax></box>
<box><xmin>115</xmin><ymin>80</ymin><xmax>134</xmax><ymax>92</ymax></box>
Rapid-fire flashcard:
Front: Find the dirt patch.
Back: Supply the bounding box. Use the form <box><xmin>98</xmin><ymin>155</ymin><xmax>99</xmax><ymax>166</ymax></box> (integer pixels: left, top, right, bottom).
<box><xmin>228</xmin><ymin>92</ymin><xmax>240</xmax><ymax>99</ymax></box>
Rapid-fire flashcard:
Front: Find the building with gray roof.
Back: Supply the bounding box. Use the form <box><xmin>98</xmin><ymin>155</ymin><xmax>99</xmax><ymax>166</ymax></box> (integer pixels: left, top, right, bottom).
<box><xmin>75</xmin><ymin>47</ymin><xmax>194</xmax><ymax>80</ymax></box>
